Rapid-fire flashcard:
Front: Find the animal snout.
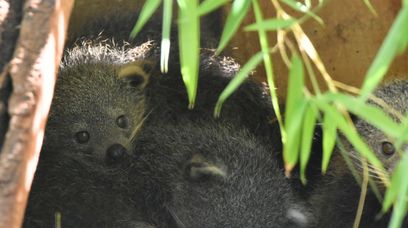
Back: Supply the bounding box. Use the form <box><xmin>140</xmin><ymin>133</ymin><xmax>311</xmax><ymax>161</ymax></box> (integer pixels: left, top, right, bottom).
<box><xmin>106</xmin><ymin>143</ymin><xmax>128</xmax><ymax>164</ymax></box>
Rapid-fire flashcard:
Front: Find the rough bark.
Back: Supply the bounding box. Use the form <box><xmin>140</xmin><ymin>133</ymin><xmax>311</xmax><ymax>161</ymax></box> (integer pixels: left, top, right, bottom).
<box><xmin>0</xmin><ymin>0</ymin><xmax>74</xmax><ymax>227</ymax></box>
<box><xmin>0</xmin><ymin>0</ymin><xmax>23</xmax><ymax>151</ymax></box>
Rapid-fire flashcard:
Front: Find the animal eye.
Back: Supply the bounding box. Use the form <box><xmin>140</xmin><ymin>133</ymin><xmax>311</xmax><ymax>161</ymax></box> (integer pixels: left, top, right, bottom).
<box><xmin>75</xmin><ymin>131</ymin><xmax>90</xmax><ymax>144</ymax></box>
<box><xmin>116</xmin><ymin>115</ymin><xmax>129</xmax><ymax>129</ymax></box>
<box><xmin>127</xmin><ymin>75</ymin><xmax>145</xmax><ymax>87</ymax></box>
<box><xmin>381</xmin><ymin>142</ymin><xmax>395</xmax><ymax>156</ymax></box>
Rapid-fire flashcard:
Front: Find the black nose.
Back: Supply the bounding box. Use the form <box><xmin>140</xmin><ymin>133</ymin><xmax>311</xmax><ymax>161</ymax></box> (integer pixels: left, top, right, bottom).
<box><xmin>106</xmin><ymin>144</ymin><xmax>127</xmax><ymax>164</ymax></box>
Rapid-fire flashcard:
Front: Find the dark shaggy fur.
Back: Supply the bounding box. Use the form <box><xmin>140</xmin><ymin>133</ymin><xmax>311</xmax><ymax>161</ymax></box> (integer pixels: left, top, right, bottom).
<box><xmin>130</xmin><ymin>120</ymin><xmax>314</xmax><ymax>228</ymax></box>
<box><xmin>306</xmin><ymin>80</ymin><xmax>408</xmax><ymax>228</ymax></box>
<box><xmin>24</xmin><ymin>10</ymin><xmax>282</xmax><ymax>228</ymax></box>
<box><xmin>24</xmin><ymin>40</ymin><xmax>154</xmax><ymax>227</ymax></box>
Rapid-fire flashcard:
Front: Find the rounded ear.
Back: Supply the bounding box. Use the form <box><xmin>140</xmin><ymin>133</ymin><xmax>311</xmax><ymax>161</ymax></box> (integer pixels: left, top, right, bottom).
<box><xmin>185</xmin><ymin>154</ymin><xmax>227</xmax><ymax>182</ymax></box>
<box><xmin>118</xmin><ymin>61</ymin><xmax>155</xmax><ymax>89</ymax></box>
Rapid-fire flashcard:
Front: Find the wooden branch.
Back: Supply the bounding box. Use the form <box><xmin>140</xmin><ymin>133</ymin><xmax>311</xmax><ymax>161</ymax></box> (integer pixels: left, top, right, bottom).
<box><xmin>0</xmin><ymin>0</ymin><xmax>74</xmax><ymax>227</ymax></box>
<box><xmin>0</xmin><ymin>0</ymin><xmax>23</xmax><ymax>149</ymax></box>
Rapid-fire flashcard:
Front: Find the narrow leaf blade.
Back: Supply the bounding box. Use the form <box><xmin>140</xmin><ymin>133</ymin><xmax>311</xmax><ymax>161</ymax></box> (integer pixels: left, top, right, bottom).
<box><xmin>216</xmin><ymin>0</ymin><xmax>251</xmax><ymax>54</ymax></box>
<box><xmin>177</xmin><ymin>0</ymin><xmax>200</xmax><ymax>108</ymax></box>
<box><xmin>214</xmin><ymin>51</ymin><xmax>264</xmax><ymax>117</ymax></box>
<box><xmin>322</xmin><ymin>113</ymin><xmax>337</xmax><ymax>173</ymax></box>
<box><xmin>314</xmin><ymin>99</ymin><xmax>384</xmax><ymax>170</ymax></box>
<box><xmin>300</xmin><ymin>102</ymin><xmax>318</xmax><ymax>184</ymax></box>
<box><xmin>199</xmin><ymin>0</ymin><xmax>231</xmax><ymax>15</ymax></box>
<box><xmin>160</xmin><ymin>0</ymin><xmax>173</xmax><ymax>73</ymax></box>
<box><xmin>385</xmin><ymin>152</ymin><xmax>408</xmax><ymax>228</ymax></box>
<box><xmin>283</xmin><ymin>54</ymin><xmax>305</xmax><ymax>170</ymax></box>
<box><xmin>360</xmin><ymin>6</ymin><xmax>408</xmax><ymax>98</ymax></box>
<box><xmin>320</xmin><ymin>92</ymin><xmax>403</xmax><ymax>140</ymax></box>
<box><xmin>130</xmin><ymin>0</ymin><xmax>162</xmax><ymax>38</ymax></box>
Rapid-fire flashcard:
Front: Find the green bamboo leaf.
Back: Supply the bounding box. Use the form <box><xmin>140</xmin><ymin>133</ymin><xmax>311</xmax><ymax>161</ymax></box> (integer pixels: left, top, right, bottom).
<box><xmin>360</xmin><ymin>5</ymin><xmax>408</xmax><ymax>99</ymax></box>
<box><xmin>198</xmin><ymin>0</ymin><xmax>231</xmax><ymax>15</ymax></box>
<box><xmin>394</xmin><ymin>112</ymin><xmax>408</xmax><ymax>150</ymax></box>
<box><xmin>320</xmin><ymin>92</ymin><xmax>404</xmax><ymax>140</ymax></box>
<box><xmin>314</xmin><ymin>99</ymin><xmax>384</xmax><ymax>169</ymax></box>
<box><xmin>252</xmin><ymin>0</ymin><xmax>286</xmax><ymax>157</ymax></box>
<box><xmin>214</xmin><ymin>51</ymin><xmax>264</xmax><ymax>117</ymax></box>
<box><xmin>321</xmin><ymin>113</ymin><xmax>337</xmax><ymax>174</ymax></box>
<box><xmin>384</xmin><ymin>152</ymin><xmax>408</xmax><ymax>228</ymax></box>
<box><xmin>383</xmin><ymin>153</ymin><xmax>406</xmax><ymax>211</ymax></box>
<box><xmin>300</xmin><ymin>102</ymin><xmax>318</xmax><ymax>184</ymax></box>
<box><xmin>283</xmin><ymin>54</ymin><xmax>305</xmax><ymax>169</ymax></box>
<box><xmin>216</xmin><ymin>0</ymin><xmax>251</xmax><ymax>54</ymax></box>
<box><xmin>177</xmin><ymin>0</ymin><xmax>200</xmax><ymax>108</ymax></box>
<box><xmin>130</xmin><ymin>0</ymin><xmax>162</xmax><ymax>38</ymax></box>
<box><xmin>160</xmin><ymin>0</ymin><xmax>173</xmax><ymax>73</ymax></box>
<box><xmin>284</xmin><ymin>100</ymin><xmax>308</xmax><ymax>170</ymax></box>
<box><xmin>244</xmin><ymin>18</ymin><xmax>296</xmax><ymax>31</ymax></box>
<box><xmin>280</xmin><ymin>0</ymin><xmax>324</xmax><ymax>25</ymax></box>
<box><xmin>284</xmin><ymin>54</ymin><xmax>304</xmax><ymax>128</ymax></box>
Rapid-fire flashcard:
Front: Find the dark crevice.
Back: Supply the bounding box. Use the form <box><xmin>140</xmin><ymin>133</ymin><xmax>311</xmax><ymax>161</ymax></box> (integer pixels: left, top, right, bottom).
<box><xmin>0</xmin><ymin>0</ymin><xmax>23</xmax><ymax>152</ymax></box>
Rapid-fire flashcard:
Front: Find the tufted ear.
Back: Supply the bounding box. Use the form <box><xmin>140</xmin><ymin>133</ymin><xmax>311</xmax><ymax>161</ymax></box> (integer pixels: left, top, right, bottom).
<box><xmin>185</xmin><ymin>154</ymin><xmax>227</xmax><ymax>182</ymax></box>
<box><xmin>118</xmin><ymin>61</ymin><xmax>155</xmax><ymax>89</ymax></box>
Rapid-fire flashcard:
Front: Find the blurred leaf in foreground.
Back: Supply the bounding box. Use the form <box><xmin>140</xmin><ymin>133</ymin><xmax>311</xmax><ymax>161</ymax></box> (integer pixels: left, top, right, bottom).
<box><xmin>214</xmin><ymin>51</ymin><xmax>264</xmax><ymax>118</ymax></box>
<box><xmin>160</xmin><ymin>0</ymin><xmax>173</xmax><ymax>73</ymax></box>
<box><xmin>198</xmin><ymin>0</ymin><xmax>231</xmax><ymax>15</ymax></box>
<box><xmin>360</xmin><ymin>5</ymin><xmax>408</xmax><ymax>99</ymax></box>
<box><xmin>216</xmin><ymin>0</ymin><xmax>251</xmax><ymax>54</ymax></box>
<box><xmin>321</xmin><ymin>113</ymin><xmax>337</xmax><ymax>174</ymax></box>
<box><xmin>130</xmin><ymin>0</ymin><xmax>162</xmax><ymax>38</ymax></box>
<box><xmin>300</xmin><ymin>102</ymin><xmax>318</xmax><ymax>184</ymax></box>
<box><xmin>177</xmin><ymin>0</ymin><xmax>200</xmax><ymax>108</ymax></box>
<box><xmin>383</xmin><ymin>151</ymin><xmax>408</xmax><ymax>228</ymax></box>
<box><xmin>283</xmin><ymin>54</ymin><xmax>305</xmax><ymax>173</ymax></box>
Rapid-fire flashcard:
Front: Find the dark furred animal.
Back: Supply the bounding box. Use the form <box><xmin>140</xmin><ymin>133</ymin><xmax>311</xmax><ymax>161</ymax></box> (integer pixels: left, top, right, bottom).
<box><xmin>23</xmin><ymin>42</ymin><xmax>155</xmax><ymax>227</ymax></box>
<box><xmin>307</xmin><ymin>80</ymin><xmax>408</xmax><ymax>228</ymax></box>
<box><xmin>131</xmin><ymin>120</ymin><xmax>314</xmax><ymax>228</ymax></box>
<box><xmin>24</xmin><ymin>10</ymin><xmax>282</xmax><ymax>228</ymax></box>
<box><xmin>346</xmin><ymin>80</ymin><xmax>408</xmax><ymax>175</ymax></box>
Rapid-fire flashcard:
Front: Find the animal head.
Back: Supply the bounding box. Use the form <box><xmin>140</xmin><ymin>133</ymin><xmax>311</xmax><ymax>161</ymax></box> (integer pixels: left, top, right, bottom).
<box><xmin>342</xmin><ymin>80</ymin><xmax>408</xmax><ymax>182</ymax></box>
<box><xmin>44</xmin><ymin>42</ymin><xmax>155</xmax><ymax>166</ymax></box>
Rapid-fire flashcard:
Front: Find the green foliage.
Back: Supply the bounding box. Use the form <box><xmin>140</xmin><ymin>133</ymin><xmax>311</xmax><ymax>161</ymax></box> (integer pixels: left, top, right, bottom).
<box><xmin>198</xmin><ymin>0</ymin><xmax>231</xmax><ymax>16</ymax></box>
<box><xmin>214</xmin><ymin>51</ymin><xmax>264</xmax><ymax>118</ymax></box>
<box><xmin>360</xmin><ymin>5</ymin><xmax>408</xmax><ymax>99</ymax></box>
<box><xmin>177</xmin><ymin>0</ymin><xmax>200</xmax><ymax>108</ymax></box>
<box><xmin>384</xmin><ymin>152</ymin><xmax>408</xmax><ymax>228</ymax></box>
<box><xmin>132</xmin><ymin>0</ymin><xmax>408</xmax><ymax>226</ymax></box>
<box><xmin>321</xmin><ymin>113</ymin><xmax>336</xmax><ymax>173</ymax></box>
<box><xmin>130</xmin><ymin>0</ymin><xmax>162</xmax><ymax>38</ymax></box>
<box><xmin>283</xmin><ymin>54</ymin><xmax>305</xmax><ymax>171</ymax></box>
<box><xmin>299</xmin><ymin>102</ymin><xmax>318</xmax><ymax>184</ymax></box>
<box><xmin>280</xmin><ymin>0</ymin><xmax>323</xmax><ymax>25</ymax></box>
<box><xmin>216</xmin><ymin>0</ymin><xmax>251</xmax><ymax>54</ymax></box>
<box><xmin>251</xmin><ymin>0</ymin><xmax>285</xmax><ymax>152</ymax></box>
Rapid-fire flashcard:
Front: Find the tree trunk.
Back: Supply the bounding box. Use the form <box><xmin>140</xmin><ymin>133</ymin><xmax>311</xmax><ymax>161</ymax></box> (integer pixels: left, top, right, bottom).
<box><xmin>0</xmin><ymin>0</ymin><xmax>74</xmax><ymax>227</ymax></box>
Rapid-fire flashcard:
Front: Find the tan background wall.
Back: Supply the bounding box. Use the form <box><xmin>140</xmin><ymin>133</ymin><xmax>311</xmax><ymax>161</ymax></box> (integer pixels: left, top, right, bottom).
<box><xmin>223</xmin><ymin>0</ymin><xmax>408</xmax><ymax>99</ymax></box>
<box><xmin>68</xmin><ymin>0</ymin><xmax>408</xmax><ymax>100</ymax></box>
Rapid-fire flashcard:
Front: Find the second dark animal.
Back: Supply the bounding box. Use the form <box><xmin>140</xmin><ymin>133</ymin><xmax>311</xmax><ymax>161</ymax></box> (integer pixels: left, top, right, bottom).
<box><xmin>131</xmin><ymin>120</ymin><xmax>315</xmax><ymax>228</ymax></box>
<box><xmin>307</xmin><ymin>80</ymin><xmax>408</xmax><ymax>228</ymax></box>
